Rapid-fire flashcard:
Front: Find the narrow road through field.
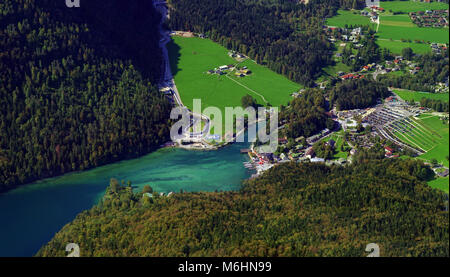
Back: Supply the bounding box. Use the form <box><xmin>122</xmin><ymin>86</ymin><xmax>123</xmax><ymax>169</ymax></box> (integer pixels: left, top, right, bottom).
<box><xmin>225</xmin><ymin>75</ymin><xmax>268</xmax><ymax>104</ymax></box>
<box><xmin>154</xmin><ymin>0</ymin><xmax>210</xmax><ymax>139</ymax></box>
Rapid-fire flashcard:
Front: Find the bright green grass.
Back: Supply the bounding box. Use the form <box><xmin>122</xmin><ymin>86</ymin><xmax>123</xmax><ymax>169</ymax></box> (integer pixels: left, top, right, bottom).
<box><xmin>427</xmin><ymin>177</ymin><xmax>449</xmax><ymax>194</ymax></box>
<box><xmin>375</xmin><ymin>11</ymin><xmax>449</xmax><ymax>52</ymax></box>
<box><xmin>377</xmin><ymin>39</ymin><xmax>431</xmax><ymax>54</ymax></box>
<box><xmin>416</xmin><ymin>114</ymin><xmax>449</xmax><ymax>167</ymax></box>
<box><xmin>381</xmin><ymin>0</ymin><xmax>449</xmax><ymax>13</ymax></box>
<box><xmin>229</xmin><ymin>59</ymin><xmax>301</xmax><ymax>107</ymax></box>
<box><xmin>377</xmin><ymin>23</ymin><xmax>449</xmax><ymax>43</ymax></box>
<box><xmin>168</xmin><ymin>36</ymin><xmax>300</xmax><ymax>134</ymax></box>
<box><xmin>394</xmin><ymin>89</ymin><xmax>450</xmax><ymax>102</ymax></box>
<box><xmin>393</xmin><ymin>128</ymin><xmax>434</xmax><ymax>151</ymax></box>
<box><xmin>326</xmin><ymin>10</ymin><xmax>376</xmax><ymax>28</ymax></box>
<box><xmin>397</xmin><ymin>123</ymin><xmax>436</xmax><ymax>149</ymax></box>
<box><xmin>381</xmin><ymin>14</ymin><xmax>416</xmax><ymax>27</ymax></box>
<box><xmin>390</xmin><ymin>115</ymin><xmax>444</xmax><ymax>155</ymax></box>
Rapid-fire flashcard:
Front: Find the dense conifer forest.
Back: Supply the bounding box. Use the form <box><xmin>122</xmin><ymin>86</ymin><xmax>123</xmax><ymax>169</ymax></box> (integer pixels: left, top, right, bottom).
<box><xmin>36</xmin><ymin>149</ymin><xmax>448</xmax><ymax>257</ymax></box>
<box><xmin>0</xmin><ymin>0</ymin><xmax>172</xmax><ymax>193</ymax></box>
<box><xmin>329</xmin><ymin>79</ymin><xmax>391</xmax><ymax>111</ymax></box>
<box><xmin>279</xmin><ymin>89</ymin><xmax>328</xmax><ymax>139</ymax></box>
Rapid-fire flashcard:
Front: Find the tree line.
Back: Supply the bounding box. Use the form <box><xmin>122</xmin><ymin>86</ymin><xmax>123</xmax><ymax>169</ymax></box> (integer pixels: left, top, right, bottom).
<box><xmin>0</xmin><ymin>0</ymin><xmax>172</xmax><ymax>193</ymax></box>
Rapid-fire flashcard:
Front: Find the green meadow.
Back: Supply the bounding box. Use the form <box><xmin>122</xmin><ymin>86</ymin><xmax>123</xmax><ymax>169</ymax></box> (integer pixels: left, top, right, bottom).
<box><xmin>389</xmin><ymin>114</ymin><xmax>448</xmax><ymax>167</ymax></box>
<box><xmin>394</xmin><ymin>89</ymin><xmax>449</xmax><ymax>102</ymax></box>
<box><xmin>167</xmin><ymin>36</ymin><xmax>300</xmax><ymax>134</ymax></box>
<box><xmin>229</xmin><ymin>59</ymin><xmax>301</xmax><ymax>107</ymax></box>
<box><xmin>377</xmin><ymin>23</ymin><xmax>449</xmax><ymax>43</ymax></box>
<box><xmin>376</xmin><ymin>39</ymin><xmax>431</xmax><ymax>54</ymax></box>
<box><xmin>381</xmin><ymin>0</ymin><xmax>449</xmax><ymax>13</ymax></box>
<box><xmin>427</xmin><ymin>177</ymin><xmax>449</xmax><ymax>194</ymax></box>
<box><xmin>416</xmin><ymin>114</ymin><xmax>449</xmax><ymax>167</ymax></box>
<box><xmin>326</xmin><ymin>10</ymin><xmax>376</xmax><ymax>28</ymax></box>
<box><xmin>381</xmin><ymin>14</ymin><xmax>415</xmax><ymax>27</ymax></box>
<box><xmin>326</xmin><ymin>7</ymin><xmax>448</xmax><ymax>55</ymax></box>
<box><xmin>375</xmin><ymin>11</ymin><xmax>449</xmax><ymax>53</ymax></box>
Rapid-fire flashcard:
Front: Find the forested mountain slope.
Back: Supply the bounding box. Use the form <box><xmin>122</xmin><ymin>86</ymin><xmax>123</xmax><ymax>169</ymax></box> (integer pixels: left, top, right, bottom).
<box><xmin>37</xmin><ymin>150</ymin><xmax>448</xmax><ymax>257</ymax></box>
<box><xmin>0</xmin><ymin>0</ymin><xmax>171</xmax><ymax>193</ymax></box>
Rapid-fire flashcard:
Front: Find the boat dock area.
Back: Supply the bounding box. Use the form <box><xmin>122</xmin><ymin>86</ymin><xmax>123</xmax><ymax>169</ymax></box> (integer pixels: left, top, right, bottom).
<box><xmin>242</xmin><ymin>148</ymin><xmax>275</xmax><ymax>177</ymax></box>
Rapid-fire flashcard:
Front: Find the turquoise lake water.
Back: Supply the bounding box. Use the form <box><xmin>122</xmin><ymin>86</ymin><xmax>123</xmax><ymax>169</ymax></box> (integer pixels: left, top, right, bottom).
<box><xmin>0</xmin><ymin>137</ymin><xmax>253</xmax><ymax>257</ymax></box>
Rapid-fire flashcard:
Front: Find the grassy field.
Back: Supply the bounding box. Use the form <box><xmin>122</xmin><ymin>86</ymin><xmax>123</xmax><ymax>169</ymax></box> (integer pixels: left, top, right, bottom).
<box><xmin>381</xmin><ymin>14</ymin><xmax>415</xmax><ymax>27</ymax></box>
<box><xmin>228</xmin><ymin>59</ymin><xmax>302</xmax><ymax>107</ymax></box>
<box><xmin>427</xmin><ymin>177</ymin><xmax>449</xmax><ymax>194</ymax></box>
<box><xmin>375</xmin><ymin>4</ymin><xmax>449</xmax><ymax>52</ymax></box>
<box><xmin>381</xmin><ymin>0</ymin><xmax>449</xmax><ymax>13</ymax></box>
<box><xmin>416</xmin><ymin>114</ymin><xmax>449</xmax><ymax>167</ymax></box>
<box><xmin>376</xmin><ymin>39</ymin><xmax>431</xmax><ymax>54</ymax></box>
<box><xmin>388</xmin><ymin>114</ymin><xmax>449</xmax><ymax>167</ymax></box>
<box><xmin>377</xmin><ymin>23</ymin><xmax>449</xmax><ymax>43</ymax></box>
<box><xmin>394</xmin><ymin>89</ymin><xmax>449</xmax><ymax>102</ymax></box>
<box><xmin>326</xmin><ymin>10</ymin><xmax>376</xmax><ymax>28</ymax></box>
<box><xmin>167</xmin><ymin>36</ymin><xmax>300</xmax><ymax>134</ymax></box>
<box><xmin>326</xmin><ymin>6</ymin><xmax>448</xmax><ymax>56</ymax></box>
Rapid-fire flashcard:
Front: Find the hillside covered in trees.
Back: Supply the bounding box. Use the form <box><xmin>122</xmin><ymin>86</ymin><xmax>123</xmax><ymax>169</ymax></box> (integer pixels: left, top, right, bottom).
<box><xmin>279</xmin><ymin>89</ymin><xmax>328</xmax><ymax>139</ymax></box>
<box><xmin>329</xmin><ymin>79</ymin><xmax>391</xmax><ymax>111</ymax></box>
<box><xmin>37</xmin><ymin>149</ymin><xmax>448</xmax><ymax>257</ymax></box>
<box><xmin>0</xmin><ymin>0</ymin><xmax>172</xmax><ymax>192</ymax></box>
<box><xmin>167</xmin><ymin>0</ymin><xmax>361</xmax><ymax>87</ymax></box>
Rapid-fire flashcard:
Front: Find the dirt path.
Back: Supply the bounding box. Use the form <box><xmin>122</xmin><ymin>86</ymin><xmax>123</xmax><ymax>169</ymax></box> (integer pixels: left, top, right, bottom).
<box><xmin>225</xmin><ymin>75</ymin><xmax>268</xmax><ymax>104</ymax></box>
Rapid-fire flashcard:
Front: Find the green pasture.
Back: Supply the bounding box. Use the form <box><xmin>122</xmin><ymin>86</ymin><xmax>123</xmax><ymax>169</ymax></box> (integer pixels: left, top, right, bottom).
<box><xmin>380</xmin><ymin>0</ymin><xmax>449</xmax><ymax>13</ymax></box>
<box><xmin>394</xmin><ymin>89</ymin><xmax>449</xmax><ymax>102</ymax></box>
<box><xmin>376</xmin><ymin>39</ymin><xmax>431</xmax><ymax>54</ymax></box>
<box><xmin>167</xmin><ymin>36</ymin><xmax>301</xmax><ymax>135</ymax></box>
<box><xmin>427</xmin><ymin>177</ymin><xmax>449</xmax><ymax>194</ymax></box>
<box><xmin>326</xmin><ymin>10</ymin><xmax>376</xmax><ymax>28</ymax></box>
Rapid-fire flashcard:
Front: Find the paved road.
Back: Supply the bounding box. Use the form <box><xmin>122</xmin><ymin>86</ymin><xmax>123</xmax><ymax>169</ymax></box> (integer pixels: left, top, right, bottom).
<box><xmin>153</xmin><ymin>1</ymin><xmax>210</xmax><ymax>139</ymax></box>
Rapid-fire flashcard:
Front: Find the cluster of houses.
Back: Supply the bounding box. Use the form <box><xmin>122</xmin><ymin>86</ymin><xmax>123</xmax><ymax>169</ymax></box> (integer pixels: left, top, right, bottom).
<box><xmin>361</xmin><ymin>6</ymin><xmax>384</xmax><ymax>22</ymax></box>
<box><xmin>338</xmin><ymin>72</ymin><xmax>365</xmax><ymax>80</ymax></box>
<box><xmin>206</xmin><ymin>64</ymin><xmax>252</xmax><ymax>78</ymax></box>
<box><xmin>248</xmin><ymin>85</ymin><xmax>448</xmax><ymax>176</ymax></box>
<box><xmin>410</xmin><ymin>9</ymin><xmax>449</xmax><ymax>28</ymax></box>
<box><xmin>336</xmin><ymin>55</ymin><xmax>425</xmax><ymax>80</ymax></box>
<box><xmin>325</xmin><ymin>26</ymin><xmax>364</xmax><ymax>46</ymax></box>
<box><xmin>434</xmin><ymin>77</ymin><xmax>449</xmax><ymax>93</ymax></box>
<box><xmin>274</xmin><ymin>127</ymin><xmax>337</xmax><ymax>164</ymax></box>
<box><xmin>234</xmin><ymin>66</ymin><xmax>252</xmax><ymax>77</ymax></box>
<box><xmin>207</xmin><ymin>65</ymin><xmax>234</xmax><ymax>76</ymax></box>
<box><xmin>431</xmin><ymin>42</ymin><xmax>448</xmax><ymax>55</ymax></box>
